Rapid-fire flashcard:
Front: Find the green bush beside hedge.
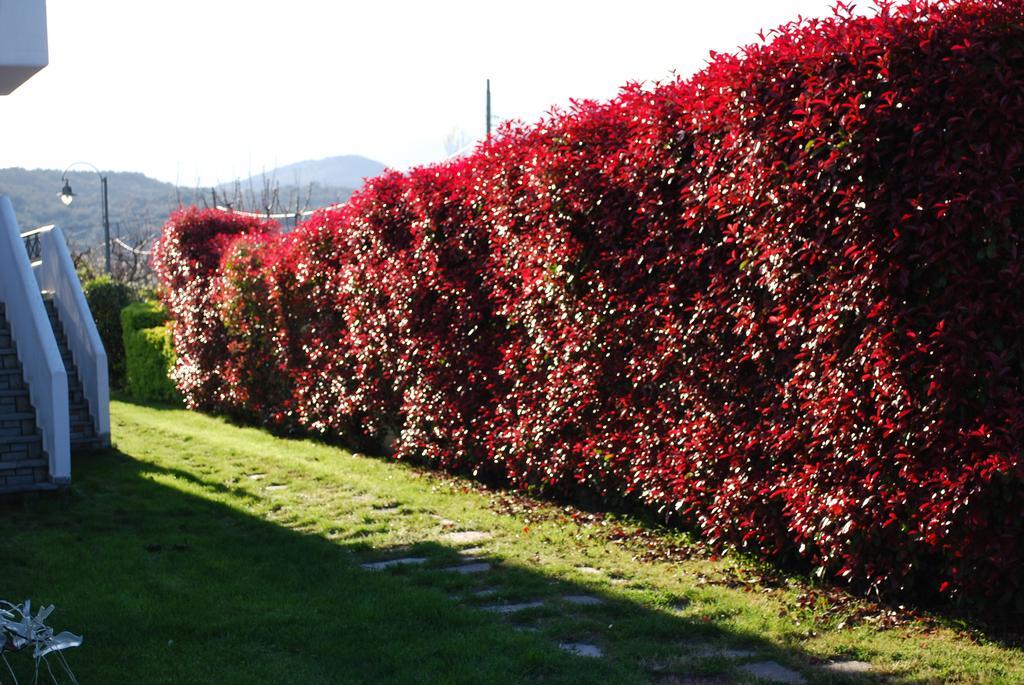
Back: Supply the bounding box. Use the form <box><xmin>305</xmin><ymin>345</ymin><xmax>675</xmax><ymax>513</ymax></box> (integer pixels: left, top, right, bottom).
<box><xmin>121</xmin><ymin>301</ymin><xmax>179</xmax><ymax>403</ymax></box>
<box><xmin>83</xmin><ymin>276</ymin><xmax>139</xmax><ymax>388</ymax></box>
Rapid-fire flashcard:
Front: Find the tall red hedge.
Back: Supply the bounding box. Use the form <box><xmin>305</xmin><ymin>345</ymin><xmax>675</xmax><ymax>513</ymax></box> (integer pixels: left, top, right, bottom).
<box><xmin>154</xmin><ymin>0</ymin><xmax>1024</xmax><ymax>608</ymax></box>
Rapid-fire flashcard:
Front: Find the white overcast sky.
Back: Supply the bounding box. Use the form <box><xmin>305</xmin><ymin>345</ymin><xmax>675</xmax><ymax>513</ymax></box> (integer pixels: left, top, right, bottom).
<box><xmin>2</xmin><ymin>0</ymin><xmax>848</xmax><ymax>185</ymax></box>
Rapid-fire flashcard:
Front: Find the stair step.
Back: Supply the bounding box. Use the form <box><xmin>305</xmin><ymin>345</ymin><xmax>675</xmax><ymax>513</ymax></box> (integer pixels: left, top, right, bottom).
<box><xmin>1</xmin><ymin>296</ymin><xmax>99</xmax><ymax>461</ymax></box>
<box><xmin>0</xmin><ymin>482</ymin><xmax>58</xmax><ymax>496</ymax></box>
<box><xmin>71</xmin><ymin>439</ymin><xmax>100</xmax><ymax>452</ymax></box>
<box><xmin>0</xmin><ymin>412</ymin><xmax>35</xmax><ymax>421</ymax></box>
<box><xmin>2</xmin><ymin>435</ymin><xmax>42</xmax><ymax>445</ymax></box>
<box><xmin>0</xmin><ymin>458</ymin><xmax>47</xmax><ymax>471</ymax></box>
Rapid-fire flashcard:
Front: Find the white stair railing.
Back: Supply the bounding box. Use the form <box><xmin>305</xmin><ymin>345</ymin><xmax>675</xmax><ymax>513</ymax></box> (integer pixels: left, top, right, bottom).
<box><xmin>28</xmin><ymin>224</ymin><xmax>110</xmax><ymax>446</ymax></box>
<box><xmin>0</xmin><ymin>197</ymin><xmax>70</xmax><ymax>483</ymax></box>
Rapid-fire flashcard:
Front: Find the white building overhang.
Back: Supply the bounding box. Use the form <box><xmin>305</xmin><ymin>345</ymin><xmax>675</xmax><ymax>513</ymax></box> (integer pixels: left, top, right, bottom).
<box><xmin>0</xmin><ymin>0</ymin><xmax>48</xmax><ymax>95</ymax></box>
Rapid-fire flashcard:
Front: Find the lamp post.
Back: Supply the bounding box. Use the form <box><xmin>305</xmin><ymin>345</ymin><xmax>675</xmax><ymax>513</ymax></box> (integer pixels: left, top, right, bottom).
<box><xmin>58</xmin><ymin>162</ymin><xmax>111</xmax><ymax>275</ymax></box>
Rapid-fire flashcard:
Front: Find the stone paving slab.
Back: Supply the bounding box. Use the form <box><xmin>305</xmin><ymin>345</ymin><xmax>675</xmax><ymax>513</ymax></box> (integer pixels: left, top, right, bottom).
<box><xmin>559</xmin><ymin>642</ymin><xmax>603</xmax><ymax>658</ymax></box>
<box><xmin>562</xmin><ymin>594</ymin><xmax>604</xmax><ymax>606</ymax></box>
<box><xmin>652</xmin><ymin>676</ymin><xmax>732</xmax><ymax>685</ymax></box>
<box><xmin>482</xmin><ymin>600</ymin><xmax>545</xmax><ymax>614</ymax></box>
<box><xmin>700</xmin><ymin>647</ymin><xmax>756</xmax><ymax>659</ymax></box>
<box><xmin>820</xmin><ymin>660</ymin><xmax>872</xmax><ymax>674</ymax></box>
<box><xmin>443</xmin><ymin>562</ymin><xmax>493</xmax><ymax>575</ymax></box>
<box><xmin>430</xmin><ymin>515</ymin><xmax>457</xmax><ymax>527</ymax></box>
<box><xmin>739</xmin><ymin>661</ymin><xmax>806</xmax><ymax>684</ymax></box>
<box><xmin>443</xmin><ymin>530</ymin><xmax>493</xmax><ymax>544</ymax></box>
<box><xmin>674</xmin><ymin>641</ymin><xmax>757</xmax><ymax>660</ymax></box>
<box><xmin>361</xmin><ymin>557</ymin><xmax>428</xmax><ymax>571</ymax></box>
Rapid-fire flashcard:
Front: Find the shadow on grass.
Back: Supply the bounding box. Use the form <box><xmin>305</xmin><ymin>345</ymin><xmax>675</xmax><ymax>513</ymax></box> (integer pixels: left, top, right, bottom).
<box><xmin>0</xmin><ymin>440</ymin><xmax>928</xmax><ymax>684</ymax></box>
<box><xmin>113</xmin><ymin>393</ymin><xmax>1024</xmax><ymax>648</ymax></box>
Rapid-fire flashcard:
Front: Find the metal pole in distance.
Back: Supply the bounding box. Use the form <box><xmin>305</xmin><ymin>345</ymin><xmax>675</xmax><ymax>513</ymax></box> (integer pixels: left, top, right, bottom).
<box><xmin>486</xmin><ymin>79</ymin><xmax>492</xmax><ymax>140</ymax></box>
<box><xmin>101</xmin><ymin>175</ymin><xmax>111</xmax><ymax>274</ymax></box>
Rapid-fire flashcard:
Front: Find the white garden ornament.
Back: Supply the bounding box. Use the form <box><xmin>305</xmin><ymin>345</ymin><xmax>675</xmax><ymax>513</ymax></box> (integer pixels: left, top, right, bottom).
<box><xmin>0</xmin><ymin>600</ymin><xmax>81</xmax><ymax>684</ymax></box>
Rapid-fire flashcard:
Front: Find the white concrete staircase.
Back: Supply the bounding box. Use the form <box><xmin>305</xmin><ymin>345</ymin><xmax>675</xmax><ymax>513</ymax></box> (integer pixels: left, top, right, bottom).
<box><xmin>43</xmin><ymin>296</ymin><xmax>101</xmax><ymax>452</ymax></box>
<box><xmin>0</xmin><ymin>196</ymin><xmax>109</xmax><ymax>495</ymax></box>
<box><xmin>0</xmin><ymin>301</ymin><xmax>51</xmax><ymax>494</ymax></box>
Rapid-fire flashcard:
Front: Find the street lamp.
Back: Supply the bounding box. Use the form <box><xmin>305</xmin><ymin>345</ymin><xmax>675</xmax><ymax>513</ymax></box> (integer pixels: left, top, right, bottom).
<box><xmin>57</xmin><ymin>162</ymin><xmax>111</xmax><ymax>274</ymax></box>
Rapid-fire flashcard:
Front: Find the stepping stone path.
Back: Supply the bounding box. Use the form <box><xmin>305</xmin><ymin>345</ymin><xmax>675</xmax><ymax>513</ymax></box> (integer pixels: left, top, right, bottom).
<box><xmin>361</xmin><ymin>557</ymin><xmax>428</xmax><ymax>571</ymax></box>
<box><xmin>482</xmin><ymin>601</ymin><xmax>545</xmax><ymax>615</ymax></box>
<box><xmin>442</xmin><ymin>562</ymin><xmax>492</xmax><ymax>575</ymax></box>
<box><xmin>356</xmin><ymin>510</ymin><xmax>844</xmax><ymax>683</ymax></box>
<box><xmin>559</xmin><ymin>642</ymin><xmax>603</xmax><ymax>658</ymax></box>
<box><xmin>682</xmin><ymin>644</ymin><xmax>757</xmax><ymax>660</ymax></box>
<box><xmin>443</xmin><ymin>530</ymin><xmax>492</xmax><ymax>545</ymax></box>
<box><xmin>265</xmin><ymin>484</ymin><xmax>288</xmax><ymax>491</ymax></box>
<box><xmin>431</xmin><ymin>515</ymin><xmax>457</xmax><ymax>527</ymax></box>
<box><xmin>739</xmin><ymin>661</ymin><xmax>806</xmax><ymax>684</ymax></box>
<box><xmin>821</xmin><ymin>660</ymin><xmax>872</xmax><ymax>675</ymax></box>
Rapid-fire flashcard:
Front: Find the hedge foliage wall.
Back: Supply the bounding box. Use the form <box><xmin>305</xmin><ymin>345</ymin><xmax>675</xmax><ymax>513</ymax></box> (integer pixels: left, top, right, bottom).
<box><xmin>83</xmin><ymin>276</ymin><xmax>138</xmax><ymax>388</ymax></box>
<box><xmin>154</xmin><ymin>1</ymin><xmax>1024</xmax><ymax>608</ymax></box>
<box><xmin>121</xmin><ymin>301</ymin><xmax>180</xmax><ymax>403</ymax></box>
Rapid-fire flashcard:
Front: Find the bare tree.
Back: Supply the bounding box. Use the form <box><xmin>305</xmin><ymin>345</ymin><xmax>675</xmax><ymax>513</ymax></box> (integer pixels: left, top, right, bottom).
<box><xmin>109</xmin><ymin>233</ymin><xmax>157</xmax><ymax>287</ymax></box>
<box><xmin>208</xmin><ymin>175</ymin><xmax>319</xmax><ymax>232</ymax></box>
<box><xmin>71</xmin><ymin>226</ymin><xmax>160</xmax><ymax>287</ymax></box>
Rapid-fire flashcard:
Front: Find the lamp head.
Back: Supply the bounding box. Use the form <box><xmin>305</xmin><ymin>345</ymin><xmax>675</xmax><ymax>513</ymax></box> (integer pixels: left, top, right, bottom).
<box><xmin>58</xmin><ymin>179</ymin><xmax>74</xmax><ymax>206</ymax></box>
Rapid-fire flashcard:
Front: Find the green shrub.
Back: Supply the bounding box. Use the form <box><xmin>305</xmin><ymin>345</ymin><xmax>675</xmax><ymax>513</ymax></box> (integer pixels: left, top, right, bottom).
<box><xmin>122</xmin><ymin>299</ymin><xmax>169</xmax><ymax>332</ymax></box>
<box><xmin>84</xmin><ymin>276</ymin><xmax>139</xmax><ymax>387</ymax></box>
<box><xmin>121</xmin><ymin>301</ymin><xmax>179</xmax><ymax>403</ymax></box>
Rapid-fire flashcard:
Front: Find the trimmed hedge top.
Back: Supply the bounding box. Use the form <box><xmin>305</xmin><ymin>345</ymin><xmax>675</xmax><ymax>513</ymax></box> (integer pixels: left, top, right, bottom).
<box><xmin>121</xmin><ymin>300</ymin><xmax>168</xmax><ymax>332</ymax></box>
<box><xmin>154</xmin><ymin>1</ymin><xmax>1024</xmax><ymax>611</ymax></box>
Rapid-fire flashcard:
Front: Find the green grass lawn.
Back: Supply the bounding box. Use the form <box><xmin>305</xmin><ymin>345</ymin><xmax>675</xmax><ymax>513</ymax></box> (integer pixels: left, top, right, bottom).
<box><xmin>1</xmin><ymin>399</ymin><xmax>1022</xmax><ymax>684</ymax></box>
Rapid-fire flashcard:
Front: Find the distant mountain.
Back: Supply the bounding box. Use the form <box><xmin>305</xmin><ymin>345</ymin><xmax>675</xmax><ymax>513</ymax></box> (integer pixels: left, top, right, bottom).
<box><xmin>229</xmin><ymin>155</ymin><xmax>387</xmax><ymax>192</ymax></box>
<box><xmin>0</xmin><ymin>168</ymin><xmax>194</xmax><ymax>249</ymax></box>
<box><xmin>0</xmin><ymin>167</ymin><xmax>357</xmax><ymax>251</ymax></box>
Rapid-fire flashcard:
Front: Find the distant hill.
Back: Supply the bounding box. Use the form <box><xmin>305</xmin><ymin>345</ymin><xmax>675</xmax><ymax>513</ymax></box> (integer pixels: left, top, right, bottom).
<box><xmin>0</xmin><ymin>167</ymin><xmax>357</xmax><ymax>251</ymax></box>
<box><xmin>228</xmin><ymin>155</ymin><xmax>387</xmax><ymax>192</ymax></box>
<box><xmin>0</xmin><ymin>168</ymin><xmax>194</xmax><ymax>249</ymax></box>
